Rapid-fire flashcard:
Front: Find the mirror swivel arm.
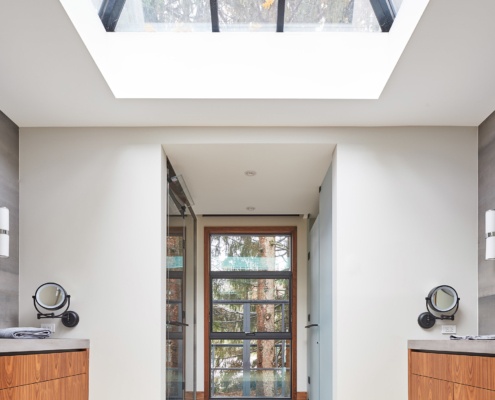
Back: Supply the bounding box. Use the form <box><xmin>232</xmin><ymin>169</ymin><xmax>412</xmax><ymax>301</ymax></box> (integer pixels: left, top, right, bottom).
<box><xmin>32</xmin><ymin>295</ymin><xmax>79</xmax><ymax>328</ymax></box>
<box><xmin>33</xmin><ymin>295</ymin><xmax>72</xmax><ymax>319</ymax></box>
<box><xmin>424</xmin><ymin>297</ymin><xmax>460</xmax><ymax>321</ymax></box>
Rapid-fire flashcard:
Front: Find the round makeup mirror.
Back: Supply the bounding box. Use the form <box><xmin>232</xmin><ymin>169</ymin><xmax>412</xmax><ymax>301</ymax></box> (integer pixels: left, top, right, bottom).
<box><xmin>32</xmin><ymin>282</ymin><xmax>80</xmax><ymax>328</ymax></box>
<box><xmin>35</xmin><ymin>283</ymin><xmax>67</xmax><ymax>310</ymax></box>
<box><xmin>418</xmin><ymin>285</ymin><xmax>460</xmax><ymax>329</ymax></box>
<box><xmin>429</xmin><ymin>285</ymin><xmax>458</xmax><ymax>313</ymax></box>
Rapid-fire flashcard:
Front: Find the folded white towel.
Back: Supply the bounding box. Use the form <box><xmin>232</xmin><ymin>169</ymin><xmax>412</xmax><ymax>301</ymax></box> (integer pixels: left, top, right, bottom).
<box><xmin>450</xmin><ymin>334</ymin><xmax>495</xmax><ymax>340</ymax></box>
<box><xmin>0</xmin><ymin>327</ymin><xmax>52</xmax><ymax>339</ymax></box>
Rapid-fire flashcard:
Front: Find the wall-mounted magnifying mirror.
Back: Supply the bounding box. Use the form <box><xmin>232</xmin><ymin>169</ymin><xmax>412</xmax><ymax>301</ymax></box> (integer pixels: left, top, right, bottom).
<box><xmin>418</xmin><ymin>285</ymin><xmax>460</xmax><ymax>329</ymax></box>
<box><xmin>33</xmin><ymin>282</ymin><xmax>80</xmax><ymax>328</ymax></box>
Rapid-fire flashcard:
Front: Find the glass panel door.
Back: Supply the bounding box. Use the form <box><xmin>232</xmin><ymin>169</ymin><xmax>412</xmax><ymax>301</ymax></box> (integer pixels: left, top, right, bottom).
<box><xmin>166</xmin><ymin>158</ymin><xmax>197</xmax><ymax>400</ymax></box>
<box><xmin>207</xmin><ymin>230</ymin><xmax>296</xmax><ymax>399</ymax></box>
<box><xmin>166</xmin><ymin>218</ymin><xmax>186</xmax><ymax>400</ymax></box>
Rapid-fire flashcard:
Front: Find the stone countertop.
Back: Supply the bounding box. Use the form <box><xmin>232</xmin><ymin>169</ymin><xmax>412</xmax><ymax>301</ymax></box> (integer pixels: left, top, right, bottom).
<box><xmin>409</xmin><ymin>339</ymin><xmax>495</xmax><ymax>355</ymax></box>
<box><xmin>0</xmin><ymin>338</ymin><xmax>89</xmax><ymax>354</ymax></box>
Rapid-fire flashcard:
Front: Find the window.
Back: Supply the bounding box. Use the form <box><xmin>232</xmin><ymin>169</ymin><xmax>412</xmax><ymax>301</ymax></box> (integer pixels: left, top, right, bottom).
<box><xmin>97</xmin><ymin>0</ymin><xmax>400</xmax><ymax>32</ymax></box>
<box><xmin>205</xmin><ymin>227</ymin><xmax>297</xmax><ymax>399</ymax></box>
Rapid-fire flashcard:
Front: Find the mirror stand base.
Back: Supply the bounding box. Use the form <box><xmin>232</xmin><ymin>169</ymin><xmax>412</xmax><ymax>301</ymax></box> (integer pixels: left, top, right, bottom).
<box><xmin>62</xmin><ymin>311</ymin><xmax>80</xmax><ymax>328</ymax></box>
<box><xmin>418</xmin><ymin>312</ymin><xmax>436</xmax><ymax>329</ymax></box>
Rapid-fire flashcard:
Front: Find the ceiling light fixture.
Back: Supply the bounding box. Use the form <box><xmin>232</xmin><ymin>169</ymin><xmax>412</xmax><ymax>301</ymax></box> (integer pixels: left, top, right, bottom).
<box><xmin>245</xmin><ymin>171</ymin><xmax>257</xmax><ymax>177</ymax></box>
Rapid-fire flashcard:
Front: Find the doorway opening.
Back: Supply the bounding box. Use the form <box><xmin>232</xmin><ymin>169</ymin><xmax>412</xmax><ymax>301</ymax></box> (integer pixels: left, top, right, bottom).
<box><xmin>204</xmin><ymin>227</ymin><xmax>297</xmax><ymax>399</ymax></box>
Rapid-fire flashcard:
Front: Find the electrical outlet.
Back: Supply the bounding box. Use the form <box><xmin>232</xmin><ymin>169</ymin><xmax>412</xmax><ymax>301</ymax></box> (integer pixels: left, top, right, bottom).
<box><xmin>441</xmin><ymin>325</ymin><xmax>456</xmax><ymax>334</ymax></box>
<box><xmin>41</xmin><ymin>323</ymin><xmax>56</xmax><ymax>333</ymax></box>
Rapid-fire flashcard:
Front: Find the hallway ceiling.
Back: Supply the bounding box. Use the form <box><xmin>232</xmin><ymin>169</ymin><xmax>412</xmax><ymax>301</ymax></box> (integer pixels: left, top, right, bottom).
<box><xmin>165</xmin><ymin>144</ymin><xmax>335</xmax><ymax>215</ymax></box>
<box><xmin>0</xmin><ymin>0</ymin><xmax>495</xmax><ymax>127</ymax></box>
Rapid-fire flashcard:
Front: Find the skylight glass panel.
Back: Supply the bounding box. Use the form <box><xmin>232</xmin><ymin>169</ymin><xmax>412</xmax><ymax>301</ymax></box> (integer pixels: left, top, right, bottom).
<box><xmin>284</xmin><ymin>0</ymin><xmax>380</xmax><ymax>32</ymax></box>
<box><xmin>97</xmin><ymin>0</ymin><xmax>402</xmax><ymax>32</ymax></box>
<box><xmin>115</xmin><ymin>0</ymin><xmax>212</xmax><ymax>32</ymax></box>
<box><xmin>217</xmin><ymin>0</ymin><xmax>277</xmax><ymax>32</ymax></box>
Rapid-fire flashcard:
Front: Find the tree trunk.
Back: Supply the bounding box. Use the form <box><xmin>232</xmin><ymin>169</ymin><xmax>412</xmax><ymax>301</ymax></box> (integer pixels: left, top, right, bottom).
<box><xmin>256</xmin><ymin>236</ymin><xmax>276</xmax><ymax>396</ymax></box>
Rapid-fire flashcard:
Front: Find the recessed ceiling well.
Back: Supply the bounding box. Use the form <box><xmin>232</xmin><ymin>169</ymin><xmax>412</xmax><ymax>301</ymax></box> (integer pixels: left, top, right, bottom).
<box><xmin>164</xmin><ymin>143</ymin><xmax>335</xmax><ymax>215</ymax></box>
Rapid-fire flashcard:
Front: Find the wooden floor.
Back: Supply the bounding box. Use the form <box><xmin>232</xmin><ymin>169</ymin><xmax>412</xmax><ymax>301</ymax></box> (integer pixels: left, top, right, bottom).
<box><xmin>185</xmin><ymin>392</ymin><xmax>307</xmax><ymax>400</ymax></box>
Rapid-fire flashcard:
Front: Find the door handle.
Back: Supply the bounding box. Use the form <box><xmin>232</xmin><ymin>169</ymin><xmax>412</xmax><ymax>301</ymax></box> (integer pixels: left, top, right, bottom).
<box><xmin>245</xmin><ymin>332</ymin><xmax>256</xmax><ymax>336</ymax></box>
<box><xmin>305</xmin><ymin>324</ymin><xmax>319</xmax><ymax>328</ymax></box>
<box><xmin>167</xmin><ymin>320</ymin><xmax>189</xmax><ymax>327</ymax></box>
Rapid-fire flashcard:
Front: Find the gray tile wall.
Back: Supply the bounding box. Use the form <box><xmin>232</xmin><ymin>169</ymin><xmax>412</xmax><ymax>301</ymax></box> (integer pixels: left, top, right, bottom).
<box><xmin>0</xmin><ymin>110</ymin><xmax>19</xmax><ymax>328</ymax></box>
<box><xmin>479</xmin><ymin>110</ymin><xmax>495</xmax><ymax>333</ymax></box>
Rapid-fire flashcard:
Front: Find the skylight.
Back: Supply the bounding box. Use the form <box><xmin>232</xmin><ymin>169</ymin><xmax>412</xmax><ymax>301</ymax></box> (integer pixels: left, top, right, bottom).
<box><xmin>59</xmin><ymin>0</ymin><xmax>429</xmax><ymax>99</ymax></box>
<box><xmin>96</xmin><ymin>0</ymin><xmax>402</xmax><ymax>33</ymax></box>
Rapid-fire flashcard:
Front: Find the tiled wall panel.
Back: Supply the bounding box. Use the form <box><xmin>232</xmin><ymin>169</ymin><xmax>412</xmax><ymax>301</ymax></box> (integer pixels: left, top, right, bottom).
<box><xmin>0</xmin><ymin>111</ymin><xmax>19</xmax><ymax>328</ymax></box>
<box><xmin>479</xmin><ymin>110</ymin><xmax>495</xmax><ymax>333</ymax></box>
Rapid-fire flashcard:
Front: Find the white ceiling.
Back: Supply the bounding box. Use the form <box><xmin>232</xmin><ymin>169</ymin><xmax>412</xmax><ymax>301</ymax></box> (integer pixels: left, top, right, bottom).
<box><xmin>0</xmin><ymin>0</ymin><xmax>494</xmax><ymax>127</ymax></box>
<box><xmin>165</xmin><ymin>144</ymin><xmax>335</xmax><ymax>215</ymax></box>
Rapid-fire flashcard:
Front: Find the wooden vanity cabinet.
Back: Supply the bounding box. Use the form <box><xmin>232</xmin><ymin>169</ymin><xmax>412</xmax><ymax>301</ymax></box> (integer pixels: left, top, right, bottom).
<box><xmin>0</xmin><ymin>349</ymin><xmax>89</xmax><ymax>400</ymax></box>
<box><xmin>409</xmin><ymin>350</ymin><xmax>495</xmax><ymax>400</ymax></box>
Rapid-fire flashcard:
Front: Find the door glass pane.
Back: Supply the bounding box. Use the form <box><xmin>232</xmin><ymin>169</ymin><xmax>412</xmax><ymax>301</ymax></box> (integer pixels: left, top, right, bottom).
<box><xmin>166</xmin><ymin>339</ymin><xmax>184</xmax><ymax>398</ymax></box>
<box><xmin>210</xmin><ymin>235</ymin><xmax>291</xmax><ymax>272</ymax></box>
<box><xmin>212</xmin><ymin>278</ymin><xmax>290</xmax><ymax>333</ymax></box>
<box><xmin>211</xmin><ymin>340</ymin><xmax>291</xmax><ymax>398</ymax></box>
<box><xmin>213</xmin><ymin>278</ymin><xmax>289</xmax><ymax>300</ymax></box>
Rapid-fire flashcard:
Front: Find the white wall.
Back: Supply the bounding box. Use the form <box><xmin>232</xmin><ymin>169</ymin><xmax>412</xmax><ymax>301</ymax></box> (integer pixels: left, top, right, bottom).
<box><xmin>331</xmin><ymin>131</ymin><xmax>478</xmax><ymax>400</ymax></box>
<box><xmin>19</xmin><ymin>131</ymin><xmax>166</xmax><ymax>400</ymax></box>
<box><xmin>18</xmin><ymin>126</ymin><xmax>478</xmax><ymax>400</ymax></box>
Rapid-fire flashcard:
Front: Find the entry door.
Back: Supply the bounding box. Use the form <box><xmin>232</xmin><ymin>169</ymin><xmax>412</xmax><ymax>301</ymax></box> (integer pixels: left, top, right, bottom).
<box><xmin>307</xmin><ymin>218</ymin><xmax>320</xmax><ymax>400</ymax></box>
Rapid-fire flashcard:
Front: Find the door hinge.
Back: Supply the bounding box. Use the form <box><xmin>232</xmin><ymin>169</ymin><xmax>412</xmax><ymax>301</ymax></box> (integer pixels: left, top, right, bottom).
<box><xmin>308</xmin><ymin>314</ymin><xmax>311</xmax><ymax>322</ymax></box>
<box><xmin>308</xmin><ymin>376</ymin><xmax>311</xmax><ymax>384</ymax></box>
<box><xmin>308</xmin><ymin>252</ymin><xmax>311</xmax><ymax>261</ymax></box>
<box><xmin>182</xmin><ymin>381</ymin><xmax>185</xmax><ymax>390</ymax></box>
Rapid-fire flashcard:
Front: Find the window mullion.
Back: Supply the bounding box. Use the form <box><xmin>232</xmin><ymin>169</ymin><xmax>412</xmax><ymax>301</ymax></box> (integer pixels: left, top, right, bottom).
<box><xmin>210</xmin><ymin>0</ymin><xmax>220</xmax><ymax>32</ymax></box>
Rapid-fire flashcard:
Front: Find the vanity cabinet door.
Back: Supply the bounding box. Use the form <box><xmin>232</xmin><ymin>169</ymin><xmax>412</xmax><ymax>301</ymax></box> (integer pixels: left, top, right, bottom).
<box><xmin>0</xmin><ymin>375</ymin><xmax>87</xmax><ymax>400</ymax></box>
<box><xmin>454</xmin><ymin>383</ymin><xmax>495</xmax><ymax>400</ymax></box>
<box><xmin>410</xmin><ymin>351</ymin><xmax>452</xmax><ymax>381</ymax></box>
<box><xmin>452</xmin><ymin>354</ymin><xmax>495</xmax><ymax>391</ymax></box>
<box><xmin>410</xmin><ymin>374</ymin><xmax>453</xmax><ymax>400</ymax></box>
<box><xmin>0</xmin><ymin>350</ymin><xmax>88</xmax><ymax>400</ymax></box>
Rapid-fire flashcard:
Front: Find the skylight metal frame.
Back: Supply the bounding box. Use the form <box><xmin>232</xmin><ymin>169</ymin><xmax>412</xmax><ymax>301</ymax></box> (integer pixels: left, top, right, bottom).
<box><xmin>369</xmin><ymin>0</ymin><xmax>396</xmax><ymax>32</ymax></box>
<box><xmin>99</xmin><ymin>0</ymin><xmax>127</xmax><ymax>32</ymax></box>
<box><xmin>98</xmin><ymin>0</ymin><xmax>396</xmax><ymax>33</ymax></box>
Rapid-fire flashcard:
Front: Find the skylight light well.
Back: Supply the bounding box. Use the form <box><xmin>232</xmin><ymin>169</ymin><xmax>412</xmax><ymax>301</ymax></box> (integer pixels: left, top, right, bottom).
<box><xmin>60</xmin><ymin>0</ymin><xmax>429</xmax><ymax>99</ymax></box>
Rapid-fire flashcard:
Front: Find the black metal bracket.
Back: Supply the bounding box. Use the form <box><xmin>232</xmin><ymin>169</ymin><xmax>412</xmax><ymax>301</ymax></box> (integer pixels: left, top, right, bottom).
<box><xmin>32</xmin><ymin>295</ymin><xmax>80</xmax><ymax>328</ymax></box>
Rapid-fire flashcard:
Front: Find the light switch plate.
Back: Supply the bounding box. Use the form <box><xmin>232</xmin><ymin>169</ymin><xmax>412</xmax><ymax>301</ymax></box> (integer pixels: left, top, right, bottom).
<box><xmin>41</xmin><ymin>323</ymin><xmax>56</xmax><ymax>333</ymax></box>
<box><xmin>441</xmin><ymin>325</ymin><xmax>456</xmax><ymax>334</ymax></box>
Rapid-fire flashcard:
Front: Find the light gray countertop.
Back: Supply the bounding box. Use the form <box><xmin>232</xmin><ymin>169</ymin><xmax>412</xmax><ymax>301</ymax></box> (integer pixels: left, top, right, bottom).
<box><xmin>0</xmin><ymin>338</ymin><xmax>89</xmax><ymax>354</ymax></box>
<box><xmin>409</xmin><ymin>340</ymin><xmax>495</xmax><ymax>355</ymax></box>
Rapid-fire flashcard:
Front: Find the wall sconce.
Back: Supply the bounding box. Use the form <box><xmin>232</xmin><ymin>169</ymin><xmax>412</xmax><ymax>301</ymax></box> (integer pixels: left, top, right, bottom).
<box><xmin>0</xmin><ymin>207</ymin><xmax>9</xmax><ymax>258</ymax></box>
<box><xmin>486</xmin><ymin>210</ymin><xmax>495</xmax><ymax>260</ymax></box>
